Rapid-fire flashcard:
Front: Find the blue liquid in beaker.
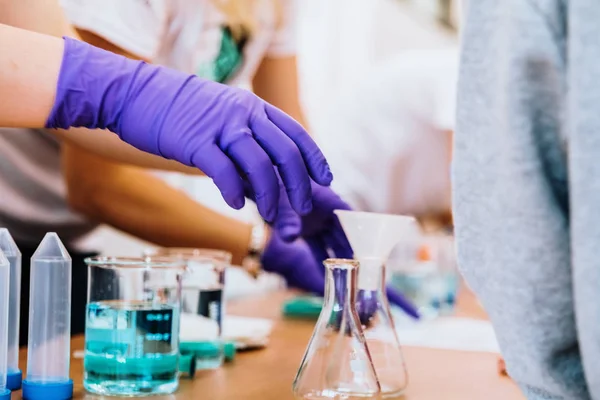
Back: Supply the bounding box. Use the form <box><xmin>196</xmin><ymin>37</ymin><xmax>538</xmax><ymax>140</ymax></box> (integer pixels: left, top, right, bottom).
<box><xmin>84</xmin><ymin>301</ymin><xmax>180</xmax><ymax>396</ymax></box>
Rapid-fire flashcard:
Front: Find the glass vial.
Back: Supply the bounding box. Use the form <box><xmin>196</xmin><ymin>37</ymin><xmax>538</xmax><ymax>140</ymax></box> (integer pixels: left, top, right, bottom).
<box><xmin>293</xmin><ymin>259</ymin><xmax>381</xmax><ymax>399</ymax></box>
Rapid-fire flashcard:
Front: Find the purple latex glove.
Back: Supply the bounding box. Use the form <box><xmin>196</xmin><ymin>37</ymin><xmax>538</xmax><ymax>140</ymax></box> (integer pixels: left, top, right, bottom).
<box><xmin>356</xmin><ymin>289</ymin><xmax>420</xmax><ymax>325</ymax></box>
<box><xmin>271</xmin><ymin>181</ymin><xmax>353</xmax><ymax>246</ymax></box>
<box><xmin>254</xmin><ymin>181</ymin><xmax>420</xmax><ymax>318</ymax></box>
<box><xmin>45</xmin><ymin>37</ymin><xmax>333</xmax><ymax>222</ymax></box>
<box><xmin>261</xmin><ymin>232</ymin><xmax>325</xmax><ymax>295</ymax></box>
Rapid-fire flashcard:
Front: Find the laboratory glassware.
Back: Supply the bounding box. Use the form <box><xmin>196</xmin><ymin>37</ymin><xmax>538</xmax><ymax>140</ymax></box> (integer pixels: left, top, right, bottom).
<box><xmin>22</xmin><ymin>233</ymin><xmax>73</xmax><ymax>400</ymax></box>
<box><xmin>83</xmin><ymin>256</ymin><xmax>185</xmax><ymax>397</ymax></box>
<box><xmin>390</xmin><ymin>232</ymin><xmax>460</xmax><ymax>318</ymax></box>
<box><xmin>0</xmin><ymin>250</ymin><xmax>11</xmax><ymax>400</ymax></box>
<box><xmin>146</xmin><ymin>248</ymin><xmax>230</xmax><ymax>370</ymax></box>
<box><xmin>335</xmin><ymin>210</ymin><xmax>418</xmax><ymax>398</ymax></box>
<box><xmin>293</xmin><ymin>259</ymin><xmax>381</xmax><ymax>399</ymax></box>
<box><xmin>0</xmin><ymin>229</ymin><xmax>22</xmax><ymax>390</ymax></box>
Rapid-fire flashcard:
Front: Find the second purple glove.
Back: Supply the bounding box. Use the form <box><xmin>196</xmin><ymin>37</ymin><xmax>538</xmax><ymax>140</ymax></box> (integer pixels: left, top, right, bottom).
<box><xmin>261</xmin><ymin>232</ymin><xmax>325</xmax><ymax>295</ymax></box>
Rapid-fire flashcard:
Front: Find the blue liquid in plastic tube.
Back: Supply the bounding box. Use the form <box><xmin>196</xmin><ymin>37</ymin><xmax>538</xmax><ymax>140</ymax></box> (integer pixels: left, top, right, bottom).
<box><xmin>83</xmin><ymin>301</ymin><xmax>180</xmax><ymax>396</ymax></box>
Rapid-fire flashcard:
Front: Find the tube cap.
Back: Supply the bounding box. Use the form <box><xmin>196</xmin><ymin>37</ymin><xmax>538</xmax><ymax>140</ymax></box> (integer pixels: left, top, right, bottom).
<box><xmin>7</xmin><ymin>369</ymin><xmax>22</xmax><ymax>391</ymax></box>
<box><xmin>22</xmin><ymin>379</ymin><xmax>73</xmax><ymax>400</ymax></box>
<box><xmin>0</xmin><ymin>389</ymin><xmax>11</xmax><ymax>400</ymax></box>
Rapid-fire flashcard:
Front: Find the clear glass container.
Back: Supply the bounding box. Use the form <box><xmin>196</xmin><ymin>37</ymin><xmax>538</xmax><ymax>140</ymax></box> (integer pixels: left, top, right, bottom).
<box><xmin>293</xmin><ymin>259</ymin><xmax>381</xmax><ymax>399</ymax></box>
<box><xmin>334</xmin><ymin>210</ymin><xmax>414</xmax><ymax>398</ymax></box>
<box><xmin>23</xmin><ymin>233</ymin><xmax>73</xmax><ymax>400</ymax></box>
<box><xmin>83</xmin><ymin>256</ymin><xmax>185</xmax><ymax>397</ymax></box>
<box><xmin>356</xmin><ymin>258</ymin><xmax>408</xmax><ymax>398</ymax></box>
<box><xmin>145</xmin><ymin>248</ymin><xmax>230</xmax><ymax>370</ymax></box>
<box><xmin>389</xmin><ymin>232</ymin><xmax>459</xmax><ymax>318</ymax></box>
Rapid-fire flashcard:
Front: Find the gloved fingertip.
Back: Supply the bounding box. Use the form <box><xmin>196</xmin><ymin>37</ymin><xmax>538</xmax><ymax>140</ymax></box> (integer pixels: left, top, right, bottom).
<box><xmin>316</xmin><ymin>164</ymin><xmax>333</xmax><ymax>186</ymax></box>
<box><xmin>403</xmin><ymin>306</ymin><xmax>420</xmax><ymax>320</ymax></box>
<box><xmin>226</xmin><ymin>195</ymin><xmax>245</xmax><ymax>210</ymax></box>
<box><xmin>397</xmin><ymin>301</ymin><xmax>420</xmax><ymax>319</ymax></box>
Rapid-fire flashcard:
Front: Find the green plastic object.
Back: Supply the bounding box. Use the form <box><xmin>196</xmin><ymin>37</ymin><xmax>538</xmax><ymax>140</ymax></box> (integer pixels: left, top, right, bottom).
<box><xmin>180</xmin><ymin>341</ymin><xmax>236</xmax><ymax>362</ymax></box>
<box><xmin>178</xmin><ymin>353</ymin><xmax>196</xmax><ymax>378</ymax></box>
<box><xmin>282</xmin><ymin>296</ymin><xmax>324</xmax><ymax>319</ymax></box>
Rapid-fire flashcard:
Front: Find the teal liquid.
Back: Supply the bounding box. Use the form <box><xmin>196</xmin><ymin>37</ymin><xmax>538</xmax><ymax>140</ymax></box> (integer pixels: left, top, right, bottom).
<box><xmin>84</xmin><ymin>301</ymin><xmax>180</xmax><ymax>396</ymax></box>
<box><xmin>390</xmin><ymin>268</ymin><xmax>459</xmax><ymax>318</ymax></box>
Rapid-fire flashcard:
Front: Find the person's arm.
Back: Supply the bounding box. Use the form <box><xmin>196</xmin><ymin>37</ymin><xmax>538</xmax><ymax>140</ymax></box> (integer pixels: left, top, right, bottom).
<box><xmin>252</xmin><ymin>55</ymin><xmax>308</xmax><ymax>128</ymax></box>
<box><xmin>63</xmin><ymin>143</ymin><xmax>253</xmax><ymax>265</ymax></box>
<box><xmin>1</xmin><ymin>0</ymin><xmax>333</xmax><ymax>223</ymax></box>
<box><xmin>54</xmin><ymin>28</ymin><xmax>203</xmax><ymax>175</ymax></box>
<box><xmin>0</xmin><ymin>1</ymin><xmax>199</xmax><ymax>174</ymax></box>
<box><xmin>0</xmin><ymin>24</ymin><xmax>63</xmax><ymax>128</ymax></box>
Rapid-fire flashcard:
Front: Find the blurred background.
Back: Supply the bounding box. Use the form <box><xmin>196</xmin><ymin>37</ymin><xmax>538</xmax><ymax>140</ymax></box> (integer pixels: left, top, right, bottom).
<box><xmin>80</xmin><ymin>0</ymin><xmax>460</xmax><ymax>264</ymax></box>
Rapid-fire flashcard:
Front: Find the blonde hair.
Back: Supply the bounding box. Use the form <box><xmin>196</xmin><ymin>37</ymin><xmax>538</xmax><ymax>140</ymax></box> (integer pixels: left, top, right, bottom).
<box><xmin>211</xmin><ymin>0</ymin><xmax>281</xmax><ymax>40</ymax></box>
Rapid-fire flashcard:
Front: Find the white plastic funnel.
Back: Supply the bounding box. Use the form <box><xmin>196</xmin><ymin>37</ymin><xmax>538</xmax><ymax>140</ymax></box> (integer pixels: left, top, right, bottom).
<box><xmin>334</xmin><ymin>210</ymin><xmax>418</xmax><ymax>261</ymax></box>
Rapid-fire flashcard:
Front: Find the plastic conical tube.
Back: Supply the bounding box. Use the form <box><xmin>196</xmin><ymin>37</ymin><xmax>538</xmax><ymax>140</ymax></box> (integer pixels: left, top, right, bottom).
<box><xmin>0</xmin><ymin>250</ymin><xmax>11</xmax><ymax>400</ymax></box>
<box><xmin>0</xmin><ymin>229</ymin><xmax>22</xmax><ymax>390</ymax></box>
<box><xmin>22</xmin><ymin>233</ymin><xmax>73</xmax><ymax>400</ymax></box>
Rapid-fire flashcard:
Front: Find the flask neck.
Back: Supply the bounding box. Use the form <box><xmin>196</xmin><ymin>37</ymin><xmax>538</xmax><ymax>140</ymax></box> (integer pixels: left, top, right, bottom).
<box><xmin>323</xmin><ymin>265</ymin><xmax>357</xmax><ymax>310</ymax></box>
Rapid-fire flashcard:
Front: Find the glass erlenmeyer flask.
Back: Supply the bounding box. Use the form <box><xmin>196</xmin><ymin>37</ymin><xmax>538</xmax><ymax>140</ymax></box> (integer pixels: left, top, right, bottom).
<box><xmin>334</xmin><ymin>210</ymin><xmax>416</xmax><ymax>398</ymax></box>
<box><xmin>356</xmin><ymin>257</ymin><xmax>408</xmax><ymax>398</ymax></box>
<box><xmin>293</xmin><ymin>259</ymin><xmax>381</xmax><ymax>400</ymax></box>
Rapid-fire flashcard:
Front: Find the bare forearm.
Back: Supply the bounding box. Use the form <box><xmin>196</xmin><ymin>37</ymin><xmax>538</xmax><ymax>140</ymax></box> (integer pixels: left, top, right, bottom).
<box><xmin>64</xmin><ymin>147</ymin><xmax>251</xmax><ymax>264</ymax></box>
<box><xmin>0</xmin><ymin>24</ymin><xmax>62</xmax><ymax>127</ymax></box>
<box><xmin>56</xmin><ymin>129</ymin><xmax>204</xmax><ymax>174</ymax></box>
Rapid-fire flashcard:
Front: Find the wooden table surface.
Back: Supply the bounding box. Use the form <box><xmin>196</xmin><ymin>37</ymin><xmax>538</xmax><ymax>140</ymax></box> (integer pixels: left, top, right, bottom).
<box><xmin>17</xmin><ymin>290</ymin><xmax>524</xmax><ymax>400</ymax></box>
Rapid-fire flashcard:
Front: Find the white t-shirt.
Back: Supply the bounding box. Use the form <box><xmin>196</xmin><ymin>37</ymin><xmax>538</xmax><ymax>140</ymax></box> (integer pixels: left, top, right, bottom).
<box><xmin>318</xmin><ymin>48</ymin><xmax>459</xmax><ymax>217</ymax></box>
<box><xmin>62</xmin><ymin>0</ymin><xmax>298</xmax><ymax>82</ymax></box>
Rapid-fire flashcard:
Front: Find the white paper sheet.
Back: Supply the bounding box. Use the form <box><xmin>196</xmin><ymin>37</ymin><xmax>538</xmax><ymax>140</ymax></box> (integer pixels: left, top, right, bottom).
<box><xmin>395</xmin><ymin>316</ymin><xmax>500</xmax><ymax>353</ymax></box>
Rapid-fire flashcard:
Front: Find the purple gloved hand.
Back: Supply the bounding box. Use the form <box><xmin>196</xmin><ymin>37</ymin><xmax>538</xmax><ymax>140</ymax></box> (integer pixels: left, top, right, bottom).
<box><xmin>356</xmin><ymin>289</ymin><xmax>420</xmax><ymax>325</ymax></box>
<box><xmin>46</xmin><ymin>37</ymin><xmax>332</xmax><ymax>222</ymax></box>
<box><xmin>262</xmin><ymin>180</ymin><xmax>353</xmax><ymax>253</ymax></box>
<box><xmin>261</xmin><ymin>232</ymin><xmax>325</xmax><ymax>295</ymax></box>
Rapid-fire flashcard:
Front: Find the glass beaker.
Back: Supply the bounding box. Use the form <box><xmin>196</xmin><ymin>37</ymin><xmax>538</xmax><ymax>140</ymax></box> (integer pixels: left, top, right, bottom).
<box><xmin>356</xmin><ymin>258</ymin><xmax>408</xmax><ymax>398</ymax></box>
<box><xmin>293</xmin><ymin>259</ymin><xmax>381</xmax><ymax>400</ymax></box>
<box><xmin>147</xmin><ymin>248</ymin><xmax>230</xmax><ymax>370</ymax></box>
<box><xmin>389</xmin><ymin>232</ymin><xmax>460</xmax><ymax>318</ymax></box>
<box><xmin>83</xmin><ymin>256</ymin><xmax>185</xmax><ymax>397</ymax></box>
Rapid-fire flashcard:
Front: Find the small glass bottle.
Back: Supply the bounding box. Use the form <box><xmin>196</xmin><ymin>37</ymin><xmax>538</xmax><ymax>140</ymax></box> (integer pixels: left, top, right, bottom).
<box><xmin>145</xmin><ymin>248</ymin><xmax>231</xmax><ymax>370</ymax></box>
<box><xmin>293</xmin><ymin>259</ymin><xmax>381</xmax><ymax>399</ymax></box>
